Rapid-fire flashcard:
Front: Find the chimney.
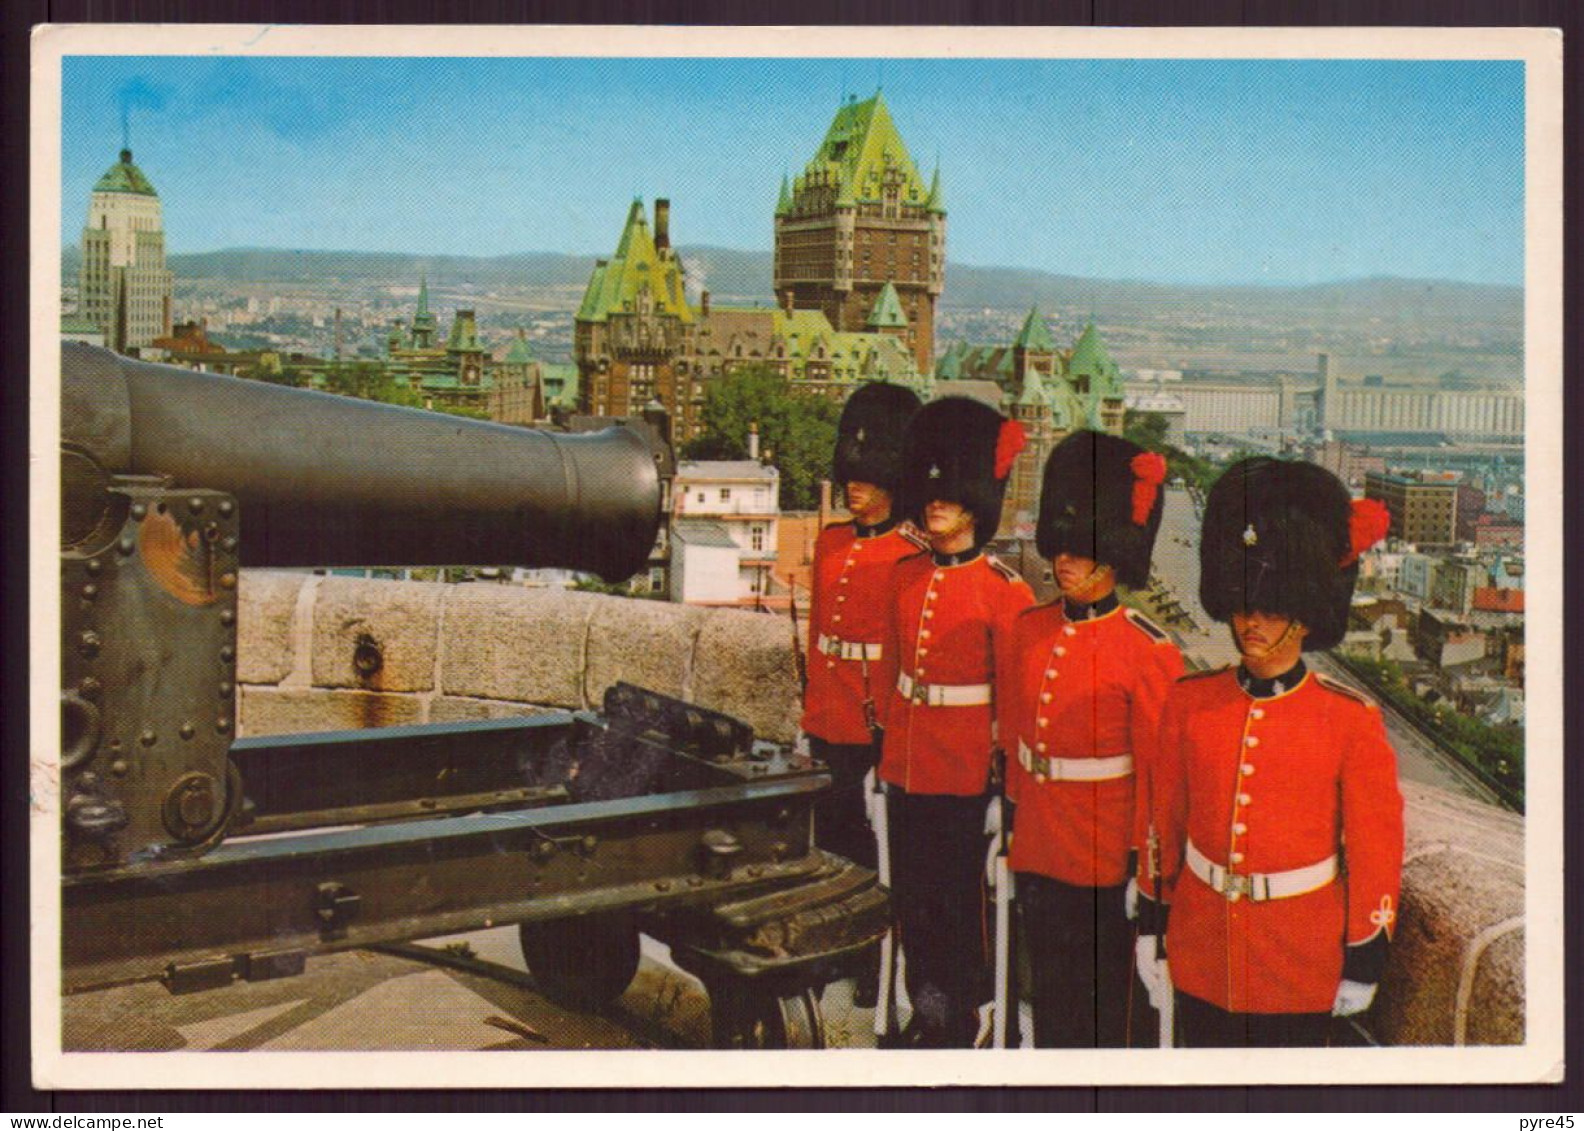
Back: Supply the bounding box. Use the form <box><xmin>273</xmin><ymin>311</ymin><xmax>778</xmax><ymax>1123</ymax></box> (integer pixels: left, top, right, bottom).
<box><xmin>701</xmin><ymin>290</ymin><xmax>711</xmax><ymax>318</ymax></box>
<box><xmin>655</xmin><ymin>198</ymin><xmax>671</xmax><ymax>251</ymax></box>
<box><xmin>748</xmin><ymin>421</ymin><xmax>761</xmax><ymax>461</ymax></box>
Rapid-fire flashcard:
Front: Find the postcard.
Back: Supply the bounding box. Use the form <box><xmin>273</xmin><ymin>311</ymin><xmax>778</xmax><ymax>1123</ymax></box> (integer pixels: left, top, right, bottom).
<box><xmin>31</xmin><ymin>23</ymin><xmax>1562</xmax><ymax>1088</ymax></box>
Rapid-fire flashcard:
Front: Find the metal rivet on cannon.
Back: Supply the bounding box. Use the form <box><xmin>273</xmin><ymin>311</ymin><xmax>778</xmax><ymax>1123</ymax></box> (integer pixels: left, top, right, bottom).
<box><xmin>130</xmin><ymin>503</ymin><xmax>147</xmax><ymax>520</ymax></box>
<box><xmin>179</xmin><ymin>722</ymin><xmax>195</xmax><ymax>740</ymax></box>
<box><xmin>218</xmin><ymin>500</ymin><xmax>234</xmax><ymax>517</ymax></box>
<box><xmin>189</xmin><ymin>497</ymin><xmax>206</xmax><ymax>514</ymax></box>
<box><xmin>118</xmin><ymin>537</ymin><xmax>135</xmax><ymax>555</ymax></box>
<box><xmin>215</xmin><ymin>717</ymin><xmax>231</xmax><ymax>734</ymax></box>
<box><xmin>139</xmin><ymin>729</ymin><xmax>157</xmax><ymax>747</ymax></box>
<box><xmin>220</xmin><ymin>573</ymin><xmax>237</xmax><ymax>590</ymax></box>
<box><xmin>219</xmin><ymin>609</ymin><xmax>235</xmax><ymax>626</ymax></box>
<box><xmin>82</xmin><ymin>584</ymin><xmax>98</xmax><ymax>600</ymax></box>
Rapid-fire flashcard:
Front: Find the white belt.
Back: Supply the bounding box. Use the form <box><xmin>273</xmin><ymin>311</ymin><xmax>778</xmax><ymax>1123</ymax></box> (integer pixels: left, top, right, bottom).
<box><xmin>1017</xmin><ymin>739</ymin><xmax>1133</xmax><ymax>782</ymax></box>
<box><xmin>816</xmin><ymin>633</ymin><xmax>883</xmax><ymax>662</ymax></box>
<box><xmin>896</xmin><ymin>672</ymin><xmax>992</xmax><ymax>707</ymax></box>
<box><xmin>1186</xmin><ymin>839</ymin><xmax>1338</xmax><ymax>902</ymax></box>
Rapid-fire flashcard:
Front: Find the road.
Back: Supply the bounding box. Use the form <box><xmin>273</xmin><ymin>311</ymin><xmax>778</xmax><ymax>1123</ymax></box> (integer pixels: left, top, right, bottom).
<box><xmin>1151</xmin><ymin>485</ymin><xmax>1501</xmax><ymax>805</ymax></box>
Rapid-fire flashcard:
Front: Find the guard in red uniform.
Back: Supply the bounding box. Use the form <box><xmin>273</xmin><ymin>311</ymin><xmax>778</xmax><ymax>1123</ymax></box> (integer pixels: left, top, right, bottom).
<box><xmin>874</xmin><ymin>396</ymin><xmax>1034</xmax><ymax>1047</ymax></box>
<box><xmin>801</xmin><ymin>381</ymin><xmax>923</xmax><ymax>1003</ymax></box>
<box><xmin>1137</xmin><ymin>457</ymin><xmax>1402</xmax><ymax>1047</ymax></box>
<box><xmin>999</xmin><ymin>431</ymin><xmax>1182</xmax><ymax>1047</ymax></box>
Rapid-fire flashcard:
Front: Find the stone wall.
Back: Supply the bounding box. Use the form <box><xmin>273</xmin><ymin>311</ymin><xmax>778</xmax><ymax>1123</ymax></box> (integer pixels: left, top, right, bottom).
<box><xmin>235</xmin><ymin>570</ymin><xmax>1524</xmax><ymax>1046</ymax></box>
<box><xmin>237</xmin><ymin>570</ymin><xmax>802</xmax><ymax>743</ymax></box>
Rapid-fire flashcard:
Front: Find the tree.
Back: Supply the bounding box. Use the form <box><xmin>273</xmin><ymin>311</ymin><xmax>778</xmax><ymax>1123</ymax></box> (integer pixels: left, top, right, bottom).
<box><xmin>681</xmin><ymin>366</ymin><xmax>840</xmax><ymax>510</ymax></box>
<box><xmin>1123</xmin><ymin>409</ymin><xmax>1171</xmax><ymax>452</ymax></box>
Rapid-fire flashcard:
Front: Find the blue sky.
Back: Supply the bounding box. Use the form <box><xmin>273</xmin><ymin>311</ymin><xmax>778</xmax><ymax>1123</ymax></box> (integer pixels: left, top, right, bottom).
<box><xmin>59</xmin><ymin>55</ymin><xmax>1525</xmax><ymax>286</ymax></box>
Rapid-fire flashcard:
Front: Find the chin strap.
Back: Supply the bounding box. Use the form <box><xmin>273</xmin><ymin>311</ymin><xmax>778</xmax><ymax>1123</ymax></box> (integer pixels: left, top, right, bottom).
<box><xmin>1064</xmin><ymin>562</ymin><xmax>1114</xmax><ymax>603</ymax></box>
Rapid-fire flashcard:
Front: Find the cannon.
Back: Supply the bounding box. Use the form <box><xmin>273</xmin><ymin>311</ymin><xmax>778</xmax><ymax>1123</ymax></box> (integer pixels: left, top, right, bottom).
<box><xmin>58</xmin><ymin>343</ymin><xmax>886</xmax><ymax>1048</ymax></box>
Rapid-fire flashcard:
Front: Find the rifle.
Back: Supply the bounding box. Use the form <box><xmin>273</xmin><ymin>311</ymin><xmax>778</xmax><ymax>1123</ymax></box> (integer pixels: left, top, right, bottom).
<box><xmin>1147</xmin><ymin>826</ymin><xmax>1175</xmax><ymax>1047</ymax></box>
<box><xmin>787</xmin><ymin>576</ymin><xmax>808</xmax><ymax>694</ymax></box>
<box><xmin>870</xmin><ymin>770</ymin><xmax>900</xmax><ymax>1041</ymax></box>
<box><xmin>990</xmin><ymin>748</ymin><xmax>1014</xmax><ymax>1048</ymax></box>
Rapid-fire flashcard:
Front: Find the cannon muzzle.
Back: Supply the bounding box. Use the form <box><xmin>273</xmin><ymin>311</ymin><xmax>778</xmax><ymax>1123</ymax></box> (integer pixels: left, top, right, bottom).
<box><xmin>62</xmin><ymin>342</ymin><xmax>662</xmax><ymax>582</ymax></box>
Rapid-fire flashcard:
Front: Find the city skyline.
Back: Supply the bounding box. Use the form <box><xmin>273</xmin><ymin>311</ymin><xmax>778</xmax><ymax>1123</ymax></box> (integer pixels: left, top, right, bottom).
<box><xmin>60</xmin><ymin>55</ymin><xmax>1525</xmax><ymax>288</ymax></box>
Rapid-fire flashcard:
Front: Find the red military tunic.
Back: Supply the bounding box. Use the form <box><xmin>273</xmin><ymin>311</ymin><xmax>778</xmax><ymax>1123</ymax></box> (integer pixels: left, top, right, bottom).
<box><xmin>877</xmin><ymin>550</ymin><xmax>1034</xmax><ymax>796</ymax></box>
<box><xmin>801</xmin><ymin>519</ymin><xmax>928</xmax><ymax>746</ymax></box>
<box><xmin>1001</xmin><ymin>600</ymin><xmax>1183</xmax><ymax>888</ymax></box>
<box><xmin>1150</xmin><ymin>666</ymin><xmax>1404</xmax><ymax>1014</ymax></box>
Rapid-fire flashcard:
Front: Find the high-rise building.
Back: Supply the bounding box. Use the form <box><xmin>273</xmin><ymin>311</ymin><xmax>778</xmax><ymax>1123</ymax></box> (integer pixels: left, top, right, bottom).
<box><xmin>774</xmin><ymin>93</ymin><xmax>945</xmax><ymax>374</ymax></box>
<box><xmin>79</xmin><ymin>148</ymin><xmax>173</xmax><ymax>354</ymax></box>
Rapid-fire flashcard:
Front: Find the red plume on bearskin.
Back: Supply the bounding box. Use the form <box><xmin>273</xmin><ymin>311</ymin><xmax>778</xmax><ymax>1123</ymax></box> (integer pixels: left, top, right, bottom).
<box><xmin>994</xmin><ymin>419</ymin><xmax>1026</xmax><ymax>480</ymax></box>
<box><xmin>1130</xmin><ymin>451</ymin><xmax>1168</xmax><ymax>526</ymax></box>
<box><xmin>1341</xmin><ymin>498</ymin><xmax>1391</xmax><ymax>566</ymax></box>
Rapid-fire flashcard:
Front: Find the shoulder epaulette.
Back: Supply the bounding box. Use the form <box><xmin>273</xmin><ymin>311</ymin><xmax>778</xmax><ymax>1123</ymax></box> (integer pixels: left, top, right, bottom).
<box><xmin>1123</xmin><ymin>607</ymin><xmax>1170</xmax><ymax>642</ymax></box>
<box><xmin>1177</xmin><ymin>664</ymin><xmax>1232</xmax><ymax>683</ymax></box>
<box><xmin>898</xmin><ymin>525</ymin><xmax>929</xmax><ymax>550</ymax></box>
<box><xmin>1315</xmin><ymin>672</ymin><xmax>1378</xmax><ymax>709</ymax></box>
<box><xmin>986</xmin><ymin>555</ymin><xmax>1022</xmax><ymax>583</ymax></box>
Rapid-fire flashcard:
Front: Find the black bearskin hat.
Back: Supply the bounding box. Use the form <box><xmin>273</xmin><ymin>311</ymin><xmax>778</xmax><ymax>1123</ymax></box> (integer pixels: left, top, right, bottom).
<box><xmin>1036</xmin><ymin>431</ymin><xmax>1166</xmax><ymax>589</ymax></box>
<box><xmin>832</xmin><ymin>381</ymin><xmax>921</xmax><ymax>493</ymax></box>
<box><xmin>901</xmin><ymin>396</ymin><xmax>1023</xmax><ymax>548</ymax></box>
<box><xmin>1200</xmin><ymin>457</ymin><xmax>1375</xmax><ymax>652</ymax></box>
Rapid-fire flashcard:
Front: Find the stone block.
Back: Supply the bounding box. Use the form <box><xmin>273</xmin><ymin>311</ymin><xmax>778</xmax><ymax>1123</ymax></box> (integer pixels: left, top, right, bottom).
<box><xmin>310</xmin><ymin>578</ymin><xmax>443</xmax><ymax>693</ymax></box>
<box><xmin>236</xmin><ymin>570</ymin><xmax>308</xmax><ymax>685</ymax></box>
<box><xmin>428</xmin><ymin>696</ymin><xmax>558</xmax><ymax>724</ymax></box>
<box><xmin>584</xmin><ymin>597</ymin><xmax>707</xmax><ymax>705</ymax></box>
<box><xmin>1376</xmin><ymin>844</ymin><xmax>1524</xmax><ymax>1046</ymax></box>
<box><xmin>689</xmin><ymin>607</ymin><xmax>801</xmax><ymax>743</ymax></box>
<box><xmin>440</xmin><ymin>585</ymin><xmax>600</xmax><ymax>708</ymax></box>
<box><xmin>239</xmin><ymin>686</ymin><xmax>423</xmax><ymax>737</ymax></box>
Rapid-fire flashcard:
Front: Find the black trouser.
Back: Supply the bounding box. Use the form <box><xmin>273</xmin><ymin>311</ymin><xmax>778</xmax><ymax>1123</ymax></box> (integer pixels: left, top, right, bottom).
<box><xmin>1176</xmin><ymin>991</ymin><xmax>1334</xmax><ymax>1048</ymax></box>
<box><xmin>887</xmin><ymin>788</ymin><xmax>990</xmax><ymax>1047</ymax></box>
<box><xmin>808</xmin><ymin>736</ymin><xmax>880</xmax><ymax>873</ymax></box>
<box><xmin>1017</xmin><ymin>873</ymin><xmax>1134</xmax><ymax>1048</ymax></box>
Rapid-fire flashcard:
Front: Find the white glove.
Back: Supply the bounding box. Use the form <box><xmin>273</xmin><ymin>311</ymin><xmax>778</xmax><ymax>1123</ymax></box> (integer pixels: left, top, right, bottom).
<box><xmin>1332</xmin><ymin>979</ymin><xmax>1378</xmax><ymax>1017</ymax></box>
<box><xmin>1134</xmin><ymin>936</ymin><xmax>1171</xmax><ymax>1013</ymax></box>
<box><xmin>983</xmin><ymin>798</ymin><xmax>1003</xmax><ymax>839</ymax></box>
<box><xmin>984</xmin><ymin>834</ymin><xmax>1003</xmax><ymax>889</ymax></box>
<box><xmin>1124</xmin><ymin>877</ymin><xmax>1140</xmax><ymax>921</ymax></box>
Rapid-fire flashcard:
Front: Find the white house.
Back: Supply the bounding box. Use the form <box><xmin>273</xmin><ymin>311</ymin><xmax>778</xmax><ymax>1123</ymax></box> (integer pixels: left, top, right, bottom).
<box><xmin>672</xmin><ymin>460</ymin><xmax>780</xmax><ymax>605</ymax></box>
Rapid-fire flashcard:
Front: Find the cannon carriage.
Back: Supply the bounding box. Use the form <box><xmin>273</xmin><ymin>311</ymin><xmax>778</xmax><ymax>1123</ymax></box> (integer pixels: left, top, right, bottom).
<box><xmin>58</xmin><ymin>343</ymin><xmax>887</xmax><ymax>1048</ymax></box>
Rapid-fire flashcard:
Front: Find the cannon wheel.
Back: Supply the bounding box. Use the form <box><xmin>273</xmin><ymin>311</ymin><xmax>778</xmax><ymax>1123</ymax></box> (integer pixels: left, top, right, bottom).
<box><xmin>518</xmin><ymin>914</ymin><xmax>641</xmax><ymax>1009</ymax></box>
<box><xmin>712</xmin><ymin>987</ymin><xmax>827</xmax><ymax>1050</ymax></box>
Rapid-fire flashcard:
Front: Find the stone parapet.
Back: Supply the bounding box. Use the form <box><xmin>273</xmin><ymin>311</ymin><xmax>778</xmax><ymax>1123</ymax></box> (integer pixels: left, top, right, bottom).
<box><xmin>233</xmin><ymin>570</ymin><xmax>1524</xmax><ymax>1046</ymax></box>
<box><xmin>235</xmin><ymin>571</ymin><xmax>802</xmax><ymax>741</ymax></box>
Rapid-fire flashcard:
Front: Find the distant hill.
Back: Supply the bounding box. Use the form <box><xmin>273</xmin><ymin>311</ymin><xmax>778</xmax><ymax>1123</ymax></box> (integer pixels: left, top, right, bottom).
<box><xmin>59</xmin><ymin>243</ymin><xmax>1521</xmax><ymax>348</ymax></box>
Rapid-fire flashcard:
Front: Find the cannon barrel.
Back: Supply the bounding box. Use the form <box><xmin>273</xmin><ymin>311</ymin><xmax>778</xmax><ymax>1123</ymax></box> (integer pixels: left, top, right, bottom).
<box><xmin>61</xmin><ymin>342</ymin><xmax>662</xmax><ymax>582</ymax></box>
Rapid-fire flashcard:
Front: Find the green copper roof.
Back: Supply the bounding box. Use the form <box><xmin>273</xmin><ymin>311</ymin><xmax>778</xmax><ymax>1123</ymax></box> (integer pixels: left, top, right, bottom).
<box><xmin>776</xmin><ymin>175</ymin><xmax>792</xmax><ymax>217</ymax></box>
<box><xmin>793</xmin><ymin>93</ymin><xmax>930</xmax><ymax>210</ymax></box>
<box><xmin>502</xmin><ymin>335</ymin><xmax>535</xmax><ymax>364</ymax></box>
<box><xmin>1014</xmin><ymin>307</ymin><xmax>1055</xmax><ymax>352</ymax></box>
<box><xmin>92</xmin><ymin>149</ymin><xmax>158</xmax><ymax>196</ymax></box>
<box><xmin>447</xmin><ymin>311</ymin><xmax>482</xmax><ymax>353</ymax></box>
<box><xmin>576</xmin><ymin>200</ymin><xmax>694</xmax><ymax>325</ymax></box>
<box><xmin>925</xmin><ymin>166</ymin><xmax>944</xmax><ymax>213</ymax></box>
<box><xmin>866</xmin><ymin>282</ymin><xmax>908</xmax><ymax>329</ymax></box>
<box><xmin>1015</xmin><ymin>364</ymin><xmax>1048</xmax><ymax>406</ymax></box>
<box><xmin>1068</xmin><ymin>322</ymin><xmax>1116</xmax><ymax>376</ymax></box>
